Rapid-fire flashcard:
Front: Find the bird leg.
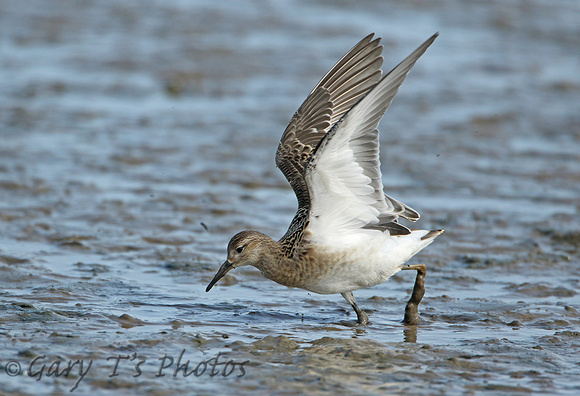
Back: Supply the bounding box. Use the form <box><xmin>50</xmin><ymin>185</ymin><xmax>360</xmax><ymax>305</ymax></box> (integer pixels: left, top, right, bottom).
<box><xmin>341</xmin><ymin>291</ymin><xmax>369</xmax><ymax>325</ymax></box>
<box><xmin>400</xmin><ymin>264</ymin><xmax>427</xmax><ymax>325</ymax></box>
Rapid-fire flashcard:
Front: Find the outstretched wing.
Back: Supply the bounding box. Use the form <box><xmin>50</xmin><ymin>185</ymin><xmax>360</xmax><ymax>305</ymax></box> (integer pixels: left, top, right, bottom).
<box><xmin>275</xmin><ymin>34</ymin><xmax>384</xmax><ymax>210</ymax></box>
<box><xmin>305</xmin><ymin>34</ymin><xmax>438</xmax><ymax>245</ymax></box>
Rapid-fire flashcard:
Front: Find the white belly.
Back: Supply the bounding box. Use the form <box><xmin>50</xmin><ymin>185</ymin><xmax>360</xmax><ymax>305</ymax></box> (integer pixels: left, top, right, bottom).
<box><xmin>302</xmin><ymin>230</ymin><xmax>434</xmax><ymax>294</ymax></box>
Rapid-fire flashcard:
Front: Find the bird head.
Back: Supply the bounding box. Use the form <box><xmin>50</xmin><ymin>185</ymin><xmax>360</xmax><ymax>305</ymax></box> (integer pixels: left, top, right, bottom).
<box><xmin>205</xmin><ymin>230</ymin><xmax>272</xmax><ymax>292</ymax></box>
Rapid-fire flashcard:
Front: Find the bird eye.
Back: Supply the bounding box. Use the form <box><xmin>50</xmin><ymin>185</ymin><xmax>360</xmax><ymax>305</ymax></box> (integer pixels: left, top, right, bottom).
<box><xmin>235</xmin><ymin>246</ymin><xmax>244</xmax><ymax>254</ymax></box>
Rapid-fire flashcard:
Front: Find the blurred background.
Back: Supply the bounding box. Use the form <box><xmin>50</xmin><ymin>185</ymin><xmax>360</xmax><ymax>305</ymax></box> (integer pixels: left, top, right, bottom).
<box><xmin>1</xmin><ymin>0</ymin><xmax>579</xmax><ymax>394</ymax></box>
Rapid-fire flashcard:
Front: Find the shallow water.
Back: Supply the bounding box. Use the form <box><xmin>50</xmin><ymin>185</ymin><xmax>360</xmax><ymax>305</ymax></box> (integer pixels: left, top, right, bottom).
<box><xmin>1</xmin><ymin>0</ymin><xmax>579</xmax><ymax>394</ymax></box>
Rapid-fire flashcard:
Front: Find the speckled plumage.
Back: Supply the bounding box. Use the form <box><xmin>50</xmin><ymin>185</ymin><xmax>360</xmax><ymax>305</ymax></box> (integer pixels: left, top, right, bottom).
<box><xmin>206</xmin><ymin>33</ymin><xmax>443</xmax><ymax>325</ymax></box>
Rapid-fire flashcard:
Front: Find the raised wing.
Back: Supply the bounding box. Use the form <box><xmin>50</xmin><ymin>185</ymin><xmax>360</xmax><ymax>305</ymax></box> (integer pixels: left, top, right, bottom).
<box><xmin>275</xmin><ymin>34</ymin><xmax>384</xmax><ymax>210</ymax></box>
<box><xmin>305</xmin><ymin>34</ymin><xmax>438</xmax><ymax>245</ymax></box>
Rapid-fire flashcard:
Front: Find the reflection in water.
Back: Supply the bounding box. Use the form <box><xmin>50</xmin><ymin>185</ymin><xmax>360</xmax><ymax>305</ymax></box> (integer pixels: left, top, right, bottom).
<box><xmin>403</xmin><ymin>326</ymin><xmax>418</xmax><ymax>343</ymax></box>
<box><xmin>1</xmin><ymin>0</ymin><xmax>579</xmax><ymax>394</ymax></box>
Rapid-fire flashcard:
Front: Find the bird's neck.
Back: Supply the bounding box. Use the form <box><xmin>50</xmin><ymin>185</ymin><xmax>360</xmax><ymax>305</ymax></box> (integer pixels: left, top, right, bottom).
<box><xmin>254</xmin><ymin>242</ymin><xmax>312</xmax><ymax>288</ymax></box>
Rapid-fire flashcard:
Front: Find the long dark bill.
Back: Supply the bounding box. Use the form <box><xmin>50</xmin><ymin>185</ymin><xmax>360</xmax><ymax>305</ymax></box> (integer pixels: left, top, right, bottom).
<box><xmin>205</xmin><ymin>261</ymin><xmax>234</xmax><ymax>292</ymax></box>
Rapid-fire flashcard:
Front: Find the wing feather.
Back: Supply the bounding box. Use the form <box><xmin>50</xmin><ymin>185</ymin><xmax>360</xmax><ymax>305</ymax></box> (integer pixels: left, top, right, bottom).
<box><xmin>305</xmin><ymin>34</ymin><xmax>438</xmax><ymax>243</ymax></box>
<box><xmin>276</xmin><ymin>34</ymin><xmax>384</xmax><ymax>210</ymax></box>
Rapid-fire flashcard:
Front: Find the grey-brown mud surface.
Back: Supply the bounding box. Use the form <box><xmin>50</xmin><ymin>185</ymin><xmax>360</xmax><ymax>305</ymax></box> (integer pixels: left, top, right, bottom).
<box><xmin>1</xmin><ymin>1</ymin><xmax>579</xmax><ymax>395</ymax></box>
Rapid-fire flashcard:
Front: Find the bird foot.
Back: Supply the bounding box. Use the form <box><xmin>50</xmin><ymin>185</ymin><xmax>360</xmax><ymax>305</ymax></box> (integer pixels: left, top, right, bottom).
<box><xmin>401</xmin><ymin>263</ymin><xmax>427</xmax><ymax>325</ymax></box>
<box><xmin>356</xmin><ymin>310</ymin><xmax>369</xmax><ymax>326</ymax></box>
<box><xmin>341</xmin><ymin>291</ymin><xmax>370</xmax><ymax>326</ymax></box>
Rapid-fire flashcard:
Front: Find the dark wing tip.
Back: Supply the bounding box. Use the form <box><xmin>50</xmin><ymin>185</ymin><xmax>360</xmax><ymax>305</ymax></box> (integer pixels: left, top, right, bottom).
<box><xmin>420</xmin><ymin>229</ymin><xmax>444</xmax><ymax>240</ymax></box>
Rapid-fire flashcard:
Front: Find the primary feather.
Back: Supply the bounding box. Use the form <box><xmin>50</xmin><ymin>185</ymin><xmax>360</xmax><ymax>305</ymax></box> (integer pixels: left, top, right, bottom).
<box><xmin>306</xmin><ymin>34</ymin><xmax>438</xmax><ymax>245</ymax></box>
<box><xmin>276</xmin><ymin>33</ymin><xmax>438</xmax><ymax>250</ymax></box>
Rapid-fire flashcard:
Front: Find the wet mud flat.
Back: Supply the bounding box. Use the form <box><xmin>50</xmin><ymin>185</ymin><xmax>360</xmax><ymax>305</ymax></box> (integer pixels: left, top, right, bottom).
<box><xmin>1</xmin><ymin>0</ymin><xmax>580</xmax><ymax>394</ymax></box>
